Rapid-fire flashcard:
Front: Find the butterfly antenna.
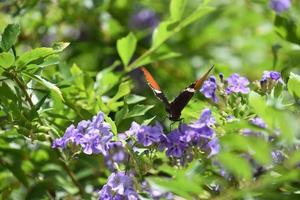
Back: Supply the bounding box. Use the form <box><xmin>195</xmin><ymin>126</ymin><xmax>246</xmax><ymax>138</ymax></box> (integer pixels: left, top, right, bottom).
<box><xmin>194</xmin><ymin>64</ymin><xmax>215</xmax><ymax>90</ymax></box>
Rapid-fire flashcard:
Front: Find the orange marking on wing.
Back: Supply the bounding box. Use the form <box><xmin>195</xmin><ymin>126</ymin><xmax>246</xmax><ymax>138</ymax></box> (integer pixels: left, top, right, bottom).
<box><xmin>194</xmin><ymin>65</ymin><xmax>215</xmax><ymax>90</ymax></box>
<box><xmin>141</xmin><ymin>67</ymin><xmax>161</xmax><ymax>91</ymax></box>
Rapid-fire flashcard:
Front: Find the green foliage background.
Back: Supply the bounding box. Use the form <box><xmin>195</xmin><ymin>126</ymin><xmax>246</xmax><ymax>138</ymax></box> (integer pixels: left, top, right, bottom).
<box><xmin>1</xmin><ymin>0</ymin><xmax>300</xmax><ymax>199</ymax></box>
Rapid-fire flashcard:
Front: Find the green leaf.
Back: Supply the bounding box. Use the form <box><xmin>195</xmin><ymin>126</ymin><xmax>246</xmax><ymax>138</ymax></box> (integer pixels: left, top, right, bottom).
<box><xmin>135</xmin><ymin>46</ymin><xmax>181</xmax><ymax>67</ymax></box>
<box><xmin>16</xmin><ymin>42</ymin><xmax>69</xmax><ymax>68</ymax></box>
<box><xmin>274</xmin><ymin>15</ymin><xmax>300</xmax><ymax>45</ymax></box>
<box><xmin>125</xmin><ymin>104</ymin><xmax>154</xmax><ymax>119</ymax></box>
<box><xmin>249</xmin><ymin>91</ymin><xmax>297</xmax><ymax>143</ymax></box>
<box><xmin>221</xmin><ymin>135</ymin><xmax>272</xmax><ymax>165</ymax></box>
<box><xmin>170</xmin><ymin>0</ymin><xmax>186</xmax><ymax>21</ymax></box>
<box><xmin>152</xmin><ymin>20</ymin><xmax>178</xmax><ymax>48</ymax></box>
<box><xmin>0</xmin><ymin>24</ymin><xmax>20</xmax><ymax>51</ymax></box>
<box><xmin>22</xmin><ymin>73</ymin><xmax>63</xmax><ymax>100</ymax></box>
<box><xmin>39</xmin><ymin>54</ymin><xmax>60</xmax><ymax>68</ymax></box>
<box><xmin>95</xmin><ymin>66</ymin><xmax>121</xmax><ymax>95</ymax></box>
<box><xmin>37</xmin><ymin>76</ymin><xmax>63</xmax><ymax>100</ymax></box>
<box><xmin>0</xmin><ymin>52</ymin><xmax>14</xmax><ymax>68</ymax></box>
<box><xmin>148</xmin><ymin>162</ymin><xmax>204</xmax><ymax>199</ymax></box>
<box><xmin>180</xmin><ymin>6</ymin><xmax>215</xmax><ymax>28</ymax></box>
<box><xmin>149</xmin><ymin>176</ymin><xmax>202</xmax><ymax>199</ymax></box>
<box><xmin>218</xmin><ymin>152</ymin><xmax>252</xmax><ymax>180</ymax></box>
<box><xmin>52</xmin><ymin>42</ymin><xmax>70</xmax><ymax>51</ymax></box>
<box><xmin>286</xmin><ymin>150</ymin><xmax>300</xmax><ymax>168</ymax></box>
<box><xmin>248</xmin><ymin>137</ymin><xmax>272</xmax><ymax>165</ymax></box>
<box><xmin>115</xmin><ymin>103</ymin><xmax>128</xmax><ymax>125</ymax></box>
<box><xmin>248</xmin><ymin>92</ymin><xmax>273</xmax><ymax>127</ymax></box>
<box><xmin>124</xmin><ymin>94</ymin><xmax>146</xmax><ymax>104</ymax></box>
<box><xmin>16</xmin><ymin>48</ymin><xmax>53</xmax><ymax>68</ymax></box>
<box><xmin>117</xmin><ymin>32</ymin><xmax>137</xmax><ymax>66</ymax></box>
<box><xmin>25</xmin><ymin>181</ymin><xmax>52</xmax><ymax>200</ymax></box>
<box><xmin>288</xmin><ymin>72</ymin><xmax>300</xmax><ymax>98</ymax></box>
<box><xmin>104</xmin><ymin>115</ymin><xmax>117</xmax><ymax>135</ymax></box>
<box><xmin>108</xmin><ymin>81</ymin><xmax>131</xmax><ymax>103</ymax></box>
<box><xmin>142</xmin><ymin>116</ymin><xmax>156</xmax><ymax>125</ymax></box>
<box><xmin>2</xmin><ymin>160</ymin><xmax>29</xmax><ymax>188</ymax></box>
<box><xmin>152</xmin><ymin>5</ymin><xmax>214</xmax><ymax>48</ymax></box>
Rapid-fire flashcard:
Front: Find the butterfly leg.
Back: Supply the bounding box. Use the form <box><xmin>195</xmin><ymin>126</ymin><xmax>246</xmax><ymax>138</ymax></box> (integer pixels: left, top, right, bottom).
<box><xmin>169</xmin><ymin>120</ymin><xmax>178</xmax><ymax>131</ymax></box>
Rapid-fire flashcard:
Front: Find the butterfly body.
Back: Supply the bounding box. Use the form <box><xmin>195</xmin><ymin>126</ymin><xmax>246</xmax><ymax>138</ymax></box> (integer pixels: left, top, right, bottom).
<box><xmin>141</xmin><ymin>66</ymin><xmax>214</xmax><ymax>121</ymax></box>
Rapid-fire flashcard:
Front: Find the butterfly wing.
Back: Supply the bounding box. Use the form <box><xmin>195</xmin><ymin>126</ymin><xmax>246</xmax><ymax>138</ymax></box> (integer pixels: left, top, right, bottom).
<box><xmin>169</xmin><ymin>65</ymin><xmax>215</xmax><ymax>120</ymax></box>
<box><xmin>141</xmin><ymin>67</ymin><xmax>170</xmax><ymax>107</ymax></box>
<box><xmin>168</xmin><ymin>83</ymin><xmax>196</xmax><ymax>120</ymax></box>
<box><xmin>193</xmin><ymin>64</ymin><xmax>215</xmax><ymax>90</ymax></box>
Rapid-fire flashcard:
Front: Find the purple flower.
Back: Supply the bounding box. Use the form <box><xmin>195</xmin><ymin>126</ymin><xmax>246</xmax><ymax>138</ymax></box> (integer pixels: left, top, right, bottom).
<box><xmin>80</xmin><ymin>131</ymin><xmax>105</xmax><ymax>155</ymax></box>
<box><xmin>192</xmin><ymin>108</ymin><xmax>216</xmax><ymax>127</ymax></box>
<box><xmin>165</xmin><ymin>129</ymin><xmax>188</xmax><ymax>158</ymax></box>
<box><xmin>250</xmin><ymin>117</ymin><xmax>267</xmax><ymax>129</ymax></box>
<box><xmin>206</xmin><ymin>138</ymin><xmax>220</xmax><ymax>157</ymax></box>
<box><xmin>183</xmin><ymin>109</ymin><xmax>216</xmax><ymax>144</ymax></box>
<box><xmin>226</xmin><ymin>73</ymin><xmax>250</xmax><ymax>94</ymax></box>
<box><xmin>107</xmin><ymin>172</ymin><xmax>133</xmax><ymax>195</ymax></box>
<box><xmin>165</xmin><ymin>108</ymin><xmax>219</xmax><ymax>159</ymax></box>
<box><xmin>200</xmin><ymin>76</ymin><xmax>218</xmax><ymax>103</ymax></box>
<box><xmin>98</xmin><ymin>172</ymin><xmax>138</xmax><ymax>200</ymax></box>
<box><xmin>261</xmin><ymin>71</ymin><xmax>281</xmax><ymax>81</ymax></box>
<box><xmin>128</xmin><ymin>122</ymin><xmax>163</xmax><ymax>147</ymax></box>
<box><xmin>52</xmin><ymin>112</ymin><xmax>113</xmax><ymax>155</ymax></box>
<box><xmin>272</xmin><ymin>150</ymin><xmax>285</xmax><ymax>164</ymax></box>
<box><xmin>181</xmin><ymin>124</ymin><xmax>214</xmax><ymax>144</ymax></box>
<box><xmin>269</xmin><ymin>0</ymin><xmax>291</xmax><ymax>13</ymax></box>
<box><xmin>105</xmin><ymin>142</ymin><xmax>128</xmax><ymax>171</ymax></box>
<box><xmin>52</xmin><ymin>125</ymin><xmax>82</xmax><ymax>148</ymax></box>
<box><xmin>129</xmin><ymin>9</ymin><xmax>159</xmax><ymax>30</ymax></box>
<box><xmin>98</xmin><ymin>185</ymin><xmax>115</xmax><ymax>200</ymax></box>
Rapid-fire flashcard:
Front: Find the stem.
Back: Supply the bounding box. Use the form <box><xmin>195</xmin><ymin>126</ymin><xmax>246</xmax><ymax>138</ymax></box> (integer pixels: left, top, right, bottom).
<box><xmin>12</xmin><ymin>72</ymin><xmax>34</xmax><ymax>108</ymax></box>
<box><xmin>126</xmin><ymin>47</ymin><xmax>156</xmax><ymax>71</ymax></box>
<box><xmin>47</xmin><ymin>125</ymin><xmax>85</xmax><ymax>197</ymax></box>
<box><xmin>57</xmin><ymin>153</ymin><xmax>85</xmax><ymax>197</ymax></box>
<box><xmin>12</xmin><ymin>46</ymin><xmax>17</xmax><ymax>59</ymax></box>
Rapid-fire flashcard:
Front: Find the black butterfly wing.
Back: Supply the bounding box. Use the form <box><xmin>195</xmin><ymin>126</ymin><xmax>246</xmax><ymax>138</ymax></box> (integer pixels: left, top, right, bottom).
<box><xmin>169</xmin><ymin>83</ymin><xmax>196</xmax><ymax>120</ymax></box>
<box><xmin>169</xmin><ymin>65</ymin><xmax>215</xmax><ymax>120</ymax></box>
<box><xmin>141</xmin><ymin>67</ymin><xmax>170</xmax><ymax>107</ymax></box>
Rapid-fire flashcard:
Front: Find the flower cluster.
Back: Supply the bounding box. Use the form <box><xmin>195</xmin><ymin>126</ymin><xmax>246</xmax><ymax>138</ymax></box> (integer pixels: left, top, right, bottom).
<box><xmin>226</xmin><ymin>73</ymin><xmax>250</xmax><ymax>94</ymax></box>
<box><xmin>261</xmin><ymin>71</ymin><xmax>281</xmax><ymax>82</ymax></box>
<box><xmin>163</xmin><ymin>109</ymin><xmax>219</xmax><ymax>159</ymax></box>
<box><xmin>200</xmin><ymin>71</ymin><xmax>282</xmax><ymax>104</ymax></box>
<box><xmin>200</xmin><ymin>76</ymin><xmax>218</xmax><ymax>103</ymax></box>
<box><xmin>126</xmin><ymin>122</ymin><xmax>163</xmax><ymax>147</ymax></box>
<box><xmin>105</xmin><ymin>141</ymin><xmax>128</xmax><ymax>171</ymax></box>
<box><xmin>98</xmin><ymin>172</ymin><xmax>138</xmax><ymax>200</ymax></box>
<box><xmin>124</xmin><ymin>109</ymin><xmax>219</xmax><ymax>162</ymax></box>
<box><xmin>269</xmin><ymin>0</ymin><xmax>291</xmax><ymax>13</ymax></box>
<box><xmin>52</xmin><ymin>112</ymin><xmax>113</xmax><ymax>155</ymax></box>
<box><xmin>260</xmin><ymin>70</ymin><xmax>281</xmax><ymax>92</ymax></box>
<box><xmin>200</xmin><ymin>73</ymin><xmax>250</xmax><ymax>103</ymax></box>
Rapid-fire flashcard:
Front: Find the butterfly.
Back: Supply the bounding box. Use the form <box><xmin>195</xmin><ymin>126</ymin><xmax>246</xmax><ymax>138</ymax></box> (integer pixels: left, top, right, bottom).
<box><xmin>141</xmin><ymin>65</ymin><xmax>214</xmax><ymax>121</ymax></box>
